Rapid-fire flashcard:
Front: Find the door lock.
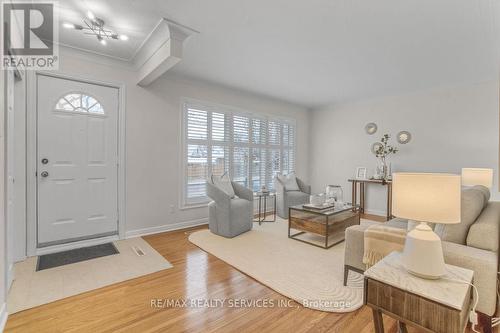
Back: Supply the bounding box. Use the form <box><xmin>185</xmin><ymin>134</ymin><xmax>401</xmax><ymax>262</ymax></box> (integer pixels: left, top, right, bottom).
<box><xmin>40</xmin><ymin>171</ymin><xmax>49</xmax><ymax>178</ymax></box>
<box><xmin>41</xmin><ymin>158</ymin><xmax>48</xmax><ymax>164</ymax></box>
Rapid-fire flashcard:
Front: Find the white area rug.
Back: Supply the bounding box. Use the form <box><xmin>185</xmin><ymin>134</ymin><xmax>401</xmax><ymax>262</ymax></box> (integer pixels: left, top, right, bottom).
<box><xmin>189</xmin><ymin>218</ymin><xmax>375</xmax><ymax>313</ymax></box>
<box><xmin>8</xmin><ymin>237</ymin><xmax>172</xmax><ymax>313</ymax></box>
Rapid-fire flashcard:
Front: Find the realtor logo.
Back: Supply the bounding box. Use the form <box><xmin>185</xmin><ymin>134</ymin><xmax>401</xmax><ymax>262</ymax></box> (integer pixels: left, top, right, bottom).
<box><xmin>1</xmin><ymin>1</ymin><xmax>59</xmax><ymax>69</ymax></box>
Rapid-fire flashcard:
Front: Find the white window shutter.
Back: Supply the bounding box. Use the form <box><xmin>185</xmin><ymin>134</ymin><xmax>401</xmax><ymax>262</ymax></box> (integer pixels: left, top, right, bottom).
<box><xmin>187</xmin><ymin>108</ymin><xmax>208</xmax><ymax>140</ymax></box>
<box><xmin>184</xmin><ymin>102</ymin><xmax>296</xmax><ymax>206</ymax></box>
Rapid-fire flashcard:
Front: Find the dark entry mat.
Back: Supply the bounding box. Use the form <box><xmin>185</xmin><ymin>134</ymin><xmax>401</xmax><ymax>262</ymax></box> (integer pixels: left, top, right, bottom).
<box><xmin>37</xmin><ymin>243</ymin><xmax>119</xmax><ymax>271</ymax></box>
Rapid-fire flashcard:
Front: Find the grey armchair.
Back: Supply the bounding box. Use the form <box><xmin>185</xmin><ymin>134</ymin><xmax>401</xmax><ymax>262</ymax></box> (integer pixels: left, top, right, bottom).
<box><xmin>275</xmin><ymin>177</ymin><xmax>311</xmax><ymax>219</ymax></box>
<box><xmin>206</xmin><ymin>181</ymin><xmax>253</xmax><ymax>238</ymax></box>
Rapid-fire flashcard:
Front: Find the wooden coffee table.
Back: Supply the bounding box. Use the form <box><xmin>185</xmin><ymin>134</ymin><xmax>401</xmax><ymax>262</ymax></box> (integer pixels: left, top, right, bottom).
<box><xmin>288</xmin><ymin>204</ymin><xmax>360</xmax><ymax>249</ymax></box>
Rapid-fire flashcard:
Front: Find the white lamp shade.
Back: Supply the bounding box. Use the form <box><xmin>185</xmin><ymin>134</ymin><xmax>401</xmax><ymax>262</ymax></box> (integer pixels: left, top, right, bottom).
<box><xmin>461</xmin><ymin>168</ymin><xmax>493</xmax><ymax>188</ymax></box>
<box><xmin>392</xmin><ymin>173</ymin><xmax>461</xmax><ymax>224</ymax></box>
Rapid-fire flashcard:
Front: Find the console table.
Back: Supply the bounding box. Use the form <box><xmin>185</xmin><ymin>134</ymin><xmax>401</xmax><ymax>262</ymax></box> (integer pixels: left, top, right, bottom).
<box><xmin>348</xmin><ymin>178</ymin><xmax>392</xmax><ymax>221</ymax></box>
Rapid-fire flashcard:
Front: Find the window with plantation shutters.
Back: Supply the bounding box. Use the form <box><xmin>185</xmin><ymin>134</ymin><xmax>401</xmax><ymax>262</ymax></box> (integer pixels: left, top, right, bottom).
<box><xmin>183</xmin><ymin>101</ymin><xmax>296</xmax><ymax>206</ymax></box>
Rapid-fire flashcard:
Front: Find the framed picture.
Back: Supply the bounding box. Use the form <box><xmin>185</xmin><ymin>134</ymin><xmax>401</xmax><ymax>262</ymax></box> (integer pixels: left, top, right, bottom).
<box><xmin>356</xmin><ymin>167</ymin><xmax>367</xmax><ymax>180</ymax></box>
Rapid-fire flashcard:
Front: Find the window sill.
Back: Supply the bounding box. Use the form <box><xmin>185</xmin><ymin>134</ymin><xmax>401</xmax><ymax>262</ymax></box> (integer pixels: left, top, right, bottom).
<box><xmin>179</xmin><ymin>202</ymin><xmax>209</xmax><ymax>211</ymax></box>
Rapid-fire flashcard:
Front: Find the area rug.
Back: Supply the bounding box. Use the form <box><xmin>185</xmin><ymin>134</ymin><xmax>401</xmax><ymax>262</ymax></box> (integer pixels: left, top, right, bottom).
<box><xmin>189</xmin><ymin>218</ymin><xmax>377</xmax><ymax>313</ymax></box>
<box><xmin>7</xmin><ymin>237</ymin><xmax>172</xmax><ymax>313</ymax></box>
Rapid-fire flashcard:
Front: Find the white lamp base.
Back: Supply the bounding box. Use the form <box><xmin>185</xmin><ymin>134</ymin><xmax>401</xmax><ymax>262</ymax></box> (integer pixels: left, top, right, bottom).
<box><xmin>403</xmin><ymin>221</ymin><xmax>445</xmax><ymax>279</ymax></box>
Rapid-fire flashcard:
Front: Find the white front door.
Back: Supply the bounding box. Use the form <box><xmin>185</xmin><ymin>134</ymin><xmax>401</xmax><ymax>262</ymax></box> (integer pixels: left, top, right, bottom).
<box><xmin>37</xmin><ymin>75</ymin><xmax>119</xmax><ymax>246</ymax></box>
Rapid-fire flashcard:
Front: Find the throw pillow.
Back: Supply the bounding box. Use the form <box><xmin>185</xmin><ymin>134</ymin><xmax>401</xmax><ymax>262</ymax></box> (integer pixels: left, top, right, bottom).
<box><xmin>434</xmin><ymin>187</ymin><xmax>485</xmax><ymax>245</ymax></box>
<box><xmin>211</xmin><ymin>174</ymin><xmax>235</xmax><ymax>198</ymax></box>
<box><xmin>277</xmin><ymin>173</ymin><xmax>300</xmax><ymax>191</ymax></box>
<box><xmin>471</xmin><ymin>185</ymin><xmax>490</xmax><ymax>208</ymax></box>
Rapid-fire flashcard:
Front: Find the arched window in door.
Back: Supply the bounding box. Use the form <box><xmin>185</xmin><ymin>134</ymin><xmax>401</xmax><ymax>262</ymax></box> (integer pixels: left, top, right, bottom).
<box><xmin>55</xmin><ymin>93</ymin><xmax>104</xmax><ymax>114</ymax></box>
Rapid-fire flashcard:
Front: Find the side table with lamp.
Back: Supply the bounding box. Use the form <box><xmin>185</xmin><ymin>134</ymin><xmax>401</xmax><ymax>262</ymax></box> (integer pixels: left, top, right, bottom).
<box><xmin>364</xmin><ymin>173</ymin><xmax>478</xmax><ymax>333</ymax></box>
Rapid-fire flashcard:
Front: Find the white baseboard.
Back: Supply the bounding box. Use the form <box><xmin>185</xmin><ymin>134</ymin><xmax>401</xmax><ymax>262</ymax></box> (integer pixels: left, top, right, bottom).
<box><xmin>33</xmin><ymin>219</ymin><xmax>209</xmax><ymax>256</ymax></box>
<box><xmin>0</xmin><ymin>303</ymin><xmax>8</xmax><ymax>333</ymax></box>
<box><xmin>35</xmin><ymin>235</ymin><xmax>119</xmax><ymax>256</ymax></box>
<box><xmin>125</xmin><ymin>218</ymin><xmax>208</xmax><ymax>238</ymax></box>
<box><xmin>6</xmin><ymin>263</ymin><xmax>14</xmax><ymax>292</ymax></box>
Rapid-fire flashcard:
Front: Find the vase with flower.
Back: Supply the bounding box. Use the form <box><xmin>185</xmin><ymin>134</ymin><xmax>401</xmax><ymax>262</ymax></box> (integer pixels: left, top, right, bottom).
<box><xmin>374</xmin><ymin>134</ymin><xmax>398</xmax><ymax>181</ymax></box>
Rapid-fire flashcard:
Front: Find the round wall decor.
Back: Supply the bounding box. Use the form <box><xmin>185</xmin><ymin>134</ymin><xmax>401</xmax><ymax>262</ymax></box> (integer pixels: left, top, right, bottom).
<box><xmin>365</xmin><ymin>123</ymin><xmax>377</xmax><ymax>135</ymax></box>
<box><xmin>371</xmin><ymin>142</ymin><xmax>383</xmax><ymax>155</ymax></box>
<box><xmin>397</xmin><ymin>131</ymin><xmax>412</xmax><ymax>144</ymax></box>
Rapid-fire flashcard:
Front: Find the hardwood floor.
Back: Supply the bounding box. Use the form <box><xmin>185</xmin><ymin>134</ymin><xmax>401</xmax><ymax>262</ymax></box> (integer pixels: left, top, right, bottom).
<box><xmin>360</xmin><ymin>213</ymin><xmax>388</xmax><ymax>223</ymax></box>
<box><xmin>4</xmin><ymin>225</ymin><xmax>493</xmax><ymax>333</ymax></box>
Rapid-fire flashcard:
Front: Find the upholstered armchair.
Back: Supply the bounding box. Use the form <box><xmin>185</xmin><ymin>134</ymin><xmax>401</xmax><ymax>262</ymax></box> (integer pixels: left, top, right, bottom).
<box><xmin>206</xmin><ymin>181</ymin><xmax>253</xmax><ymax>238</ymax></box>
<box><xmin>275</xmin><ymin>176</ymin><xmax>311</xmax><ymax>219</ymax></box>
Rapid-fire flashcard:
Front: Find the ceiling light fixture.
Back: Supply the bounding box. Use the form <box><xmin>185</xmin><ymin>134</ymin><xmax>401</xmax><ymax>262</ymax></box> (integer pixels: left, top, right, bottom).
<box><xmin>64</xmin><ymin>10</ymin><xmax>129</xmax><ymax>46</ymax></box>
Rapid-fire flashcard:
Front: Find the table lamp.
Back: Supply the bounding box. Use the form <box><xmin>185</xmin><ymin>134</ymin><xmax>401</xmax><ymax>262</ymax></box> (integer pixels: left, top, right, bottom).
<box><xmin>392</xmin><ymin>173</ymin><xmax>461</xmax><ymax>279</ymax></box>
<box><xmin>461</xmin><ymin>168</ymin><xmax>493</xmax><ymax>188</ymax></box>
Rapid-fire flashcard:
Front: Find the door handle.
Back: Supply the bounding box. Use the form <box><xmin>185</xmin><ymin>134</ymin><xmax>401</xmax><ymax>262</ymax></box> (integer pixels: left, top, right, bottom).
<box><xmin>40</xmin><ymin>171</ymin><xmax>49</xmax><ymax>178</ymax></box>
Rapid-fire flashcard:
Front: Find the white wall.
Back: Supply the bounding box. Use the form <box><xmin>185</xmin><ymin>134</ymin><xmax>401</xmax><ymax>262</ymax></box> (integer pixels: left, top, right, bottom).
<box><xmin>0</xmin><ymin>70</ymin><xmax>8</xmax><ymax>331</ymax></box>
<box><xmin>13</xmin><ymin>72</ymin><xmax>26</xmax><ymax>262</ymax></box>
<box><xmin>52</xmin><ymin>47</ymin><xmax>310</xmax><ymax>236</ymax></box>
<box><xmin>309</xmin><ymin>81</ymin><xmax>499</xmax><ymax>216</ymax></box>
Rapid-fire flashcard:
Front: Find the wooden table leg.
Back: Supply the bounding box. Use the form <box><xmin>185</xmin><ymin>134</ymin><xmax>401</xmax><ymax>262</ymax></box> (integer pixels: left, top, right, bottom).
<box><xmin>351</xmin><ymin>181</ymin><xmax>357</xmax><ymax>212</ymax></box>
<box><xmin>478</xmin><ymin>313</ymin><xmax>492</xmax><ymax>333</ymax></box>
<box><xmin>386</xmin><ymin>183</ymin><xmax>392</xmax><ymax>221</ymax></box>
<box><xmin>325</xmin><ymin>216</ymin><xmax>329</xmax><ymax>248</ymax></box>
<box><xmin>288</xmin><ymin>208</ymin><xmax>291</xmax><ymax>237</ymax></box>
<box><xmin>372</xmin><ymin>308</ymin><xmax>384</xmax><ymax>333</ymax></box>
<box><xmin>360</xmin><ymin>182</ymin><xmax>365</xmax><ymax>214</ymax></box>
<box><xmin>397</xmin><ymin>321</ymin><xmax>408</xmax><ymax>333</ymax></box>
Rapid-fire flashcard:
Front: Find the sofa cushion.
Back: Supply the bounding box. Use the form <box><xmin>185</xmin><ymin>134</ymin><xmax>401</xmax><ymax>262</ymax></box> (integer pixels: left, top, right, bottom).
<box><xmin>406</xmin><ymin>220</ymin><xmax>419</xmax><ymax>231</ymax></box>
<box><xmin>466</xmin><ymin>201</ymin><xmax>500</xmax><ymax>252</ymax></box>
<box><xmin>230</xmin><ymin>197</ymin><xmax>252</xmax><ymax>214</ymax></box>
<box><xmin>471</xmin><ymin>185</ymin><xmax>490</xmax><ymax>208</ymax></box>
<box><xmin>277</xmin><ymin>173</ymin><xmax>300</xmax><ymax>191</ymax></box>
<box><xmin>434</xmin><ymin>187</ymin><xmax>485</xmax><ymax>245</ymax></box>
<box><xmin>286</xmin><ymin>190</ymin><xmax>310</xmax><ymax>207</ymax></box>
<box><xmin>386</xmin><ymin>218</ymin><xmax>409</xmax><ymax>230</ymax></box>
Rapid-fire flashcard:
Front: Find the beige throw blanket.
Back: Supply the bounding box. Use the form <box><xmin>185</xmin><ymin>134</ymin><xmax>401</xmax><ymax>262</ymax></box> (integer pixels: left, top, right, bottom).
<box><xmin>363</xmin><ymin>225</ymin><xmax>407</xmax><ymax>268</ymax></box>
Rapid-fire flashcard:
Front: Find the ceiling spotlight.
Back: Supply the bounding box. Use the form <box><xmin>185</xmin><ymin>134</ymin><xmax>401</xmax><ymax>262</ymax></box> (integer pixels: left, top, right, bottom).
<box><xmin>119</xmin><ymin>34</ymin><xmax>128</xmax><ymax>41</ymax></box>
<box><xmin>87</xmin><ymin>10</ymin><xmax>95</xmax><ymax>20</ymax></box>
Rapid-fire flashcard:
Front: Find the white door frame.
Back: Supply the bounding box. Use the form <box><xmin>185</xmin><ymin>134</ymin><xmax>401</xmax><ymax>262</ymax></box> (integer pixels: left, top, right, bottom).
<box><xmin>26</xmin><ymin>71</ymin><xmax>127</xmax><ymax>256</ymax></box>
<box><xmin>6</xmin><ymin>68</ymin><xmax>17</xmax><ymax>291</ymax></box>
